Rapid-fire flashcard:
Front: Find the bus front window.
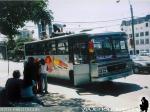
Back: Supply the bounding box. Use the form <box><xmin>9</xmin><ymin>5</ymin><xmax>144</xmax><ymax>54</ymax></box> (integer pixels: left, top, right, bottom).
<box><xmin>93</xmin><ymin>36</ymin><xmax>128</xmax><ymax>61</ymax></box>
<box><xmin>113</xmin><ymin>39</ymin><xmax>128</xmax><ymax>57</ymax></box>
<box><xmin>93</xmin><ymin>38</ymin><xmax>113</xmax><ymax>60</ymax></box>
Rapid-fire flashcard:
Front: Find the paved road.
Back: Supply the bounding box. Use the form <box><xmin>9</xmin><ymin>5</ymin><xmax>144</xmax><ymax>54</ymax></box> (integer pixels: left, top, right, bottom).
<box><xmin>47</xmin><ymin>74</ymin><xmax>150</xmax><ymax>112</ymax></box>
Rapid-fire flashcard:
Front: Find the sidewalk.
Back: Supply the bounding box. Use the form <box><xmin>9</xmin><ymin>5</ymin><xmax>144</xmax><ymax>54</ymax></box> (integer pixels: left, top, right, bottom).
<box><xmin>0</xmin><ymin>60</ymin><xmax>111</xmax><ymax>111</ymax></box>
<box><xmin>0</xmin><ymin>89</ymin><xmax>111</xmax><ymax>112</ymax></box>
<box><xmin>0</xmin><ymin>74</ymin><xmax>110</xmax><ymax>112</ymax></box>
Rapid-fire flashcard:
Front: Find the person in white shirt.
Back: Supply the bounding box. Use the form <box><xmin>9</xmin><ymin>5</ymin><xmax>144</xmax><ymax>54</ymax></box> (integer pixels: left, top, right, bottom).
<box><xmin>40</xmin><ymin>58</ymin><xmax>48</xmax><ymax>94</ymax></box>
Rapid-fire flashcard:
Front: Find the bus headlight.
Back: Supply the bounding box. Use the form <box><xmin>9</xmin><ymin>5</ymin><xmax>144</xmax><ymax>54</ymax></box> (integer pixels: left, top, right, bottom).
<box><xmin>98</xmin><ymin>66</ymin><xmax>108</xmax><ymax>74</ymax></box>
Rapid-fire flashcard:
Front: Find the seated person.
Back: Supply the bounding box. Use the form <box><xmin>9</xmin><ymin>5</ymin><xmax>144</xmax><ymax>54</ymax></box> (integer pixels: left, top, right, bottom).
<box><xmin>140</xmin><ymin>97</ymin><xmax>149</xmax><ymax>112</ymax></box>
<box><xmin>21</xmin><ymin>80</ymin><xmax>35</xmax><ymax>100</ymax></box>
<box><xmin>5</xmin><ymin>70</ymin><xmax>22</xmax><ymax>102</ymax></box>
<box><xmin>21</xmin><ymin>81</ymin><xmax>43</xmax><ymax>105</ymax></box>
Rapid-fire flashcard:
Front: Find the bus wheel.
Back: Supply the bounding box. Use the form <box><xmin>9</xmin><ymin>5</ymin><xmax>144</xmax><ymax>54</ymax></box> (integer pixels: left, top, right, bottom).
<box><xmin>69</xmin><ymin>70</ymin><xmax>74</xmax><ymax>86</ymax></box>
<box><xmin>133</xmin><ymin>67</ymin><xmax>139</xmax><ymax>74</ymax></box>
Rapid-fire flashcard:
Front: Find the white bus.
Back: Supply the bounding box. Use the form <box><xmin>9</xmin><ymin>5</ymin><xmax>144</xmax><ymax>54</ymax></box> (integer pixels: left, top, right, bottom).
<box><xmin>24</xmin><ymin>31</ymin><xmax>133</xmax><ymax>86</ymax></box>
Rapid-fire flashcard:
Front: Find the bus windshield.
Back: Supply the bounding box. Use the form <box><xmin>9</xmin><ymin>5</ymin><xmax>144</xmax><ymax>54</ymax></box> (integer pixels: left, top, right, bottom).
<box><xmin>93</xmin><ymin>36</ymin><xmax>128</xmax><ymax>60</ymax></box>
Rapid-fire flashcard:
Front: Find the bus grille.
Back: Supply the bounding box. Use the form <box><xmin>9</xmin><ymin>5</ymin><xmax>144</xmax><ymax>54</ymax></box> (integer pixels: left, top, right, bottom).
<box><xmin>107</xmin><ymin>63</ymin><xmax>126</xmax><ymax>72</ymax></box>
<box><xmin>147</xmin><ymin>63</ymin><xmax>150</xmax><ymax>66</ymax></box>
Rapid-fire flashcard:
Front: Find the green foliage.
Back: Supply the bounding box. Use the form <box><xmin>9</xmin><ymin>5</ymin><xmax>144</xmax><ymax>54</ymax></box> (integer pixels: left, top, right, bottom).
<box><xmin>0</xmin><ymin>0</ymin><xmax>53</xmax><ymax>38</ymax></box>
<box><xmin>0</xmin><ymin>0</ymin><xmax>53</xmax><ymax>60</ymax></box>
<box><xmin>7</xmin><ymin>37</ymin><xmax>35</xmax><ymax>61</ymax></box>
<box><xmin>15</xmin><ymin>37</ymin><xmax>35</xmax><ymax>60</ymax></box>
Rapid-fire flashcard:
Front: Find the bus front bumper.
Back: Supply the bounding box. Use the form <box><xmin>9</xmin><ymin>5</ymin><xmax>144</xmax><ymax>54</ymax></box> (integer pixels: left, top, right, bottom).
<box><xmin>91</xmin><ymin>70</ymin><xmax>133</xmax><ymax>82</ymax></box>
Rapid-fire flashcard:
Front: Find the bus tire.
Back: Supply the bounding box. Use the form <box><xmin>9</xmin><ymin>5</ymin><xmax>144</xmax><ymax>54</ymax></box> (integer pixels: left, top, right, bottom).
<box><xmin>69</xmin><ymin>70</ymin><xmax>74</xmax><ymax>85</ymax></box>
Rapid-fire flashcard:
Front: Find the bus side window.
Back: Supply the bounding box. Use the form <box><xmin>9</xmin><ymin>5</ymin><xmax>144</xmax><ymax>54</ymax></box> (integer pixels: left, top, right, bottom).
<box><xmin>73</xmin><ymin>42</ymin><xmax>88</xmax><ymax>64</ymax></box>
<box><xmin>30</xmin><ymin>44</ymin><xmax>34</xmax><ymax>55</ymax></box>
<box><xmin>51</xmin><ymin>41</ymin><xmax>56</xmax><ymax>54</ymax></box>
<box><xmin>47</xmin><ymin>42</ymin><xmax>52</xmax><ymax>55</ymax></box>
<box><xmin>25</xmin><ymin>45</ymin><xmax>30</xmax><ymax>56</ymax></box>
<box><xmin>57</xmin><ymin>40</ymin><xmax>68</xmax><ymax>55</ymax></box>
<box><xmin>44</xmin><ymin>42</ymin><xmax>49</xmax><ymax>55</ymax></box>
<box><xmin>64</xmin><ymin>42</ymin><xmax>68</xmax><ymax>53</ymax></box>
<box><xmin>37</xmin><ymin>43</ymin><xmax>43</xmax><ymax>55</ymax></box>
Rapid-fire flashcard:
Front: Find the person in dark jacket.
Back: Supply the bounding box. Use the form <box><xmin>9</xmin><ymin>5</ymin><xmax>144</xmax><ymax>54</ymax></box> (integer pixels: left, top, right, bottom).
<box><xmin>5</xmin><ymin>70</ymin><xmax>22</xmax><ymax>102</ymax></box>
<box><xmin>23</xmin><ymin>57</ymin><xmax>36</xmax><ymax>88</ymax></box>
<box><xmin>21</xmin><ymin>57</ymin><xmax>36</xmax><ymax>98</ymax></box>
<box><xmin>140</xmin><ymin>97</ymin><xmax>149</xmax><ymax>112</ymax></box>
<box><xmin>34</xmin><ymin>58</ymin><xmax>42</xmax><ymax>93</ymax></box>
<box><xmin>21</xmin><ymin>57</ymin><xmax>44</xmax><ymax>105</ymax></box>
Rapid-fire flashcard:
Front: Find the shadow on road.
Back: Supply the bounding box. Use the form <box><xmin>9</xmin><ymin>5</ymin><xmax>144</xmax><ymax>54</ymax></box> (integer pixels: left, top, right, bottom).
<box><xmin>47</xmin><ymin>78</ymin><xmax>143</xmax><ymax>97</ymax></box>
<box><xmin>39</xmin><ymin>94</ymin><xmax>108</xmax><ymax>111</ymax></box>
<box><xmin>47</xmin><ymin>77</ymin><xmax>76</xmax><ymax>88</ymax></box>
<box><xmin>77</xmin><ymin>81</ymin><xmax>143</xmax><ymax>97</ymax></box>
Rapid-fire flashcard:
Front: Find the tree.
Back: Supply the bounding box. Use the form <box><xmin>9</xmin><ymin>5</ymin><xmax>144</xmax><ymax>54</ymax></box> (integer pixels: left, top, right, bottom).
<box><xmin>0</xmin><ymin>0</ymin><xmax>53</xmax><ymax>59</ymax></box>
<box><xmin>0</xmin><ymin>0</ymin><xmax>53</xmax><ymax>39</ymax></box>
<box><xmin>12</xmin><ymin>36</ymin><xmax>35</xmax><ymax>61</ymax></box>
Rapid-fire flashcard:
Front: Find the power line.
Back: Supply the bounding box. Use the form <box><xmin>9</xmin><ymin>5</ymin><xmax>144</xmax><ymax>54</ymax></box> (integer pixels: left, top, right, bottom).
<box><xmin>64</xmin><ymin>24</ymin><xmax>121</xmax><ymax>30</ymax></box>
<box><xmin>17</xmin><ymin>14</ymin><xmax>150</xmax><ymax>28</ymax></box>
<box><xmin>24</xmin><ymin>15</ymin><xmax>147</xmax><ymax>28</ymax></box>
<box><xmin>52</xmin><ymin>17</ymin><xmax>131</xmax><ymax>24</ymax></box>
<box><xmin>24</xmin><ymin>23</ymin><xmax>121</xmax><ymax>30</ymax></box>
<box><xmin>52</xmin><ymin>14</ymin><xmax>149</xmax><ymax>24</ymax></box>
<box><xmin>23</xmin><ymin>14</ymin><xmax>149</xmax><ymax>31</ymax></box>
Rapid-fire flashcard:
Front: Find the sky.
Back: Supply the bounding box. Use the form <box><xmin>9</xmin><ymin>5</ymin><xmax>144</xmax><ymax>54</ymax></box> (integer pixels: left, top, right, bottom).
<box><xmin>49</xmin><ymin>0</ymin><xmax>150</xmax><ymax>32</ymax></box>
<box><xmin>1</xmin><ymin>0</ymin><xmax>148</xmax><ymax>39</ymax></box>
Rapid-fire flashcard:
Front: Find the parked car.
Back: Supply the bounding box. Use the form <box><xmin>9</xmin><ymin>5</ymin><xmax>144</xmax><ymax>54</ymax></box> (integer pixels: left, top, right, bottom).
<box><xmin>131</xmin><ymin>55</ymin><xmax>150</xmax><ymax>74</ymax></box>
<box><xmin>139</xmin><ymin>51</ymin><xmax>150</xmax><ymax>56</ymax></box>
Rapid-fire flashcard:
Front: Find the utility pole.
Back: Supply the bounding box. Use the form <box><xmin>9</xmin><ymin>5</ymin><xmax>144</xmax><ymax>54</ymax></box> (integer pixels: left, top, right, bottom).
<box><xmin>117</xmin><ymin>0</ymin><xmax>136</xmax><ymax>55</ymax></box>
<box><xmin>130</xmin><ymin>3</ymin><xmax>136</xmax><ymax>55</ymax></box>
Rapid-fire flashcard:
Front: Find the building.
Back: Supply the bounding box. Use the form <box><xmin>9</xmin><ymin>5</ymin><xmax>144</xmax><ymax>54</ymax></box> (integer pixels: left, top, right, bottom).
<box><xmin>121</xmin><ymin>14</ymin><xmax>150</xmax><ymax>55</ymax></box>
<box><xmin>37</xmin><ymin>23</ymin><xmax>66</xmax><ymax>39</ymax></box>
<box><xmin>17</xmin><ymin>29</ymin><xmax>33</xmax><ymax>39</ymax></box>
<box><xmin>38</xmin><ymin>23</ymin><xmax>53</xmax><ymax>40</ymax></box>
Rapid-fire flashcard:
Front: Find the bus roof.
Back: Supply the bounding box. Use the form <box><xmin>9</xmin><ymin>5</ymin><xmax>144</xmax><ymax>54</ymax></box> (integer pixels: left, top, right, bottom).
<box><xmin>85</xmin><ymin>31</ymin><xmax>126</xmax><ymax>36</ymax></box>
<box><xmin>25</xmin><ymin>31</ymin><xmax>126</xmax><ymax>44</ymax></box>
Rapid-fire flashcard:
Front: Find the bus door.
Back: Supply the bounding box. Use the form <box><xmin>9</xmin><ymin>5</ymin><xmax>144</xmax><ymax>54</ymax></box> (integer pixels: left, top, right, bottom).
<box><xmin>69</xmin><ymin>39</ymin><xmax>90</xmax><ymax>85</ymax></box>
